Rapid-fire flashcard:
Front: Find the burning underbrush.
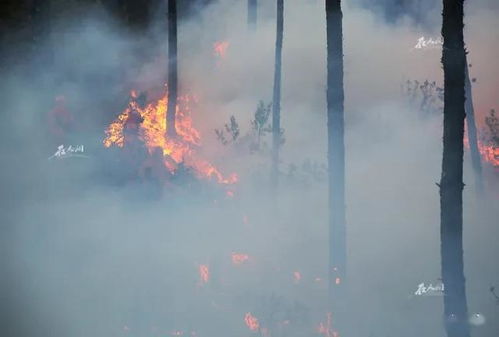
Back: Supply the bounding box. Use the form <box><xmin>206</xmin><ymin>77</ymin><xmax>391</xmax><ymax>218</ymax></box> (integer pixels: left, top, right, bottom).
<box><xmin>103</xmin><ymin>88</ymin><xmax>238</xmax><ymax>192</ymax></box>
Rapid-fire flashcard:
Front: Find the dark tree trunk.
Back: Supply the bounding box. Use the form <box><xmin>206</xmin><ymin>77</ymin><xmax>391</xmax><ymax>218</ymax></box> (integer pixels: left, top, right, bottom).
<box><xmin>248</xmin><ymin>0</ymin><xmax>257</xmax><ymax>30</ymax></box>
<box><xmin>122</xmin><ymin>0</ymin><xmax>155</xmax><ymax>30</ymax></box>
<box><xmin>167</xmin><ymin>0</ymin><xmax>178</xmax><ymax>138</ymax></box>
<box><xmin>271</xmin><ymin>0</ymin><xmax>283</xmax><ymax>187</ymax></box>
<box><xmin>440</xmin><ymin>1</ymin><xmax>470</xmax><ymax>337</ymax></box>
<box><xmin>326</xmin><ymin>0</ymin><xmax>346</xmax><ymax>299</ymax></box>
<box><xmin>464</xmin><ymin>59</ymin><xmax>483</xmax><ymax>193</ymax></box>
<box><xmin>31</xmin><ymin>0</ymin><xmax>53</xmax><ymax>68</ymax></box>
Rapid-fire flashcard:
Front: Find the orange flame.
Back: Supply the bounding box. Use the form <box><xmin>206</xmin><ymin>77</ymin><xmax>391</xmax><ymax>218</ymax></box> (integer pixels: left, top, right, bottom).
<box><xmin>293</xmin><ymin>271</ymin><xmax>302</xmax><ymax>283</ymax></box>
<box><xmin>464</xmin><ymin>128</ymin><xmax>499</xmax><ymax>167</ymax></box>
<box><xmin>103</xmin><ymin>89</ymin><xmax>238</xmax><ymax>184</ymax></box>
<box><xmin>231</xmin><ymin>253</ymin><xmax>250</xmax><ymax>265</ymax></box>
<box><xmin>199</xmin><ymin>264</ymin><xmax>209</xmax><ymax>284</ymax></box>
<box><xmin>479</xmin><ymin>143</ymin><xmax>499</xmax><ymax>167</ymax></box>
<box><xmin>244</xmin><ymin>312</ymin><xmax>260</xmax><ymax>331</ymax></box>
<box><xmin>317</xmin><ymin>313</ymin><xmax>339</xmax><ymax>337</ymax></box>
<box><xmin>213</xmin><ymin>41</ymin><xmax>229</xmax><ymax>59</ymax></box>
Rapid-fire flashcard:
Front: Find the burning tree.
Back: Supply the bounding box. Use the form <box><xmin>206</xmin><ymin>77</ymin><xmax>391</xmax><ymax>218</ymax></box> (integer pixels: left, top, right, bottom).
<box><xmin>439</xmin><ymin>0</ymin><xmax>471</xmax><ymax>336</ymax></box>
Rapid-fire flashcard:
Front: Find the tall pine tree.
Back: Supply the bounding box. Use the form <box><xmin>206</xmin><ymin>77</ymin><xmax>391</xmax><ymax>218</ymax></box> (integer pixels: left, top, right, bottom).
<box><xmin>326</xmin><ymin>0</ymin><xmax>346</xmax><ymax>296</ymax></box>
<box><xmin>167</xmin><ymin>0</ymin><xmax>178</xmax><ymax>138</ymax></box>
<box><xmin>440</xmin><ymin>0</ymin><xmax>470</xmax><ymax>336</ymax></box>
<box><xmin>464</xmin><ymin>59</ymin><xmax>483</xmax><ymax>193</ymax></box>
<box><xmin>271</xmin><ymin>0</ymin><xmax>283</xmax><ymax>187</ymax></box>
<box><xmin>248</xmin><ymin>0</ymin><xmax>257</xmax><ymax>30</ymax></box>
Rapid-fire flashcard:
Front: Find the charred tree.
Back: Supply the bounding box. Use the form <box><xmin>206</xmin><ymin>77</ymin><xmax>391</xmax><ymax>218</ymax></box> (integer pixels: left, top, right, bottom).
<box><xmin>248</xmin><ymin>0</ymin><xmax>257</xmax><ymax>30</ymax></box>
<box><xmin>326</xmin><ymin>0</ymin><xmax>346</xmax><ymax>296</ymax></box>
<box><xmin>440</xmin><ymin>0</ymin><xmax>470</xmax><ymax>336</ymax></box>
<box><xmin>167</xmin><ymin>0</ymin><xmax>178</xmax><ymax>138</ymax></box>
<box><xmin>271</xmin><ymin>0</ymin><xmax>283</xmax><ymax>187</ymax></box>
<box><xmin>464</xmin><ymin>60</ymin><xmax>483</xmax><ymax>193</ymax></box>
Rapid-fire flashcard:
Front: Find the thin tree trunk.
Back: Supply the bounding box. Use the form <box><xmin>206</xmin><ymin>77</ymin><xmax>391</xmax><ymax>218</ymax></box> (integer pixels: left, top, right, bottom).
<box><xmin>248</xmin><ymin>0</ymin><xmax>257</xmax><ymax>31</ymax></box>
<box><xmin>440</xmin><ymin>0</ymin><xmax>470</xmax><ymax>336</ymax></box>
<box><xmin>31</xmin><ymin>0</ymin><xmax>53</xmax><ymax>68</ymax></box>
<box><xmin>326</xmin><ymin>0</ymin><xmax>346</xmax><ymax>299</ymax></box>
<box><xmin>271</xmin><ymin>0</ymin><xmax>283</xmax><ymax>187</ymax></box>
<box><xmin>167</xmin><ymin>0</ymin><xmax>178</xmax><ymax>138</ymax></box>
<box><xmin>464</xmin><ymin>59</ymin><xmax>483</xmax><ymax>193</ymax></box>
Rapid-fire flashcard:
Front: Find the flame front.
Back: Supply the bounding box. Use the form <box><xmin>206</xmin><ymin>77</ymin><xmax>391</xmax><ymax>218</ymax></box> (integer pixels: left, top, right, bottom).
<box><xmin>104</xmin><ymin>90</ymin><xmax>237</xmax><ymax>184</ymax></box>
<box><xmin>213</xmin><ymin>41</ymin><xmax>229</xmax><ymax>59</ymax></box>
<box><xmin>199</xmin><ymin>264</ymin><xmax>209</xmax><ymax>284</ymax></box>
<box><xmin>231</xmin><ymin>253</ymin><xmax>250</xmax><ymax>265</ymax></box>
<box><xmin>244</xmin><ymin>312</ymin><xmax>260</xmax><ymax>331</ymax></box>
<box><xmin>317</xmin><ymin>313</ymin><xmax>339</xmax><ymax>337</ymax></box>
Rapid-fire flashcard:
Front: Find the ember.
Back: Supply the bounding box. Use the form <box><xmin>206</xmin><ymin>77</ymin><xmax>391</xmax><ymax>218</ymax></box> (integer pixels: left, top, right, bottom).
<box><xmin>213</xmin><ymin>41</ymin><xmax>229</xmax><ymax>59</ymax></box>
<box><xmin>244</xmin><ymin>312</ymin><xmax>260</xmax><ymax>331</ymax></box>
<box><xmin>293</xmin><ymin>271</ymin><xmax>302</xmax><ymax>283</ymax></box>
<box><xmin>198</xmin><ymin>264</ymin><xmax>209</xmax><ymax>284</ymax></box>
<box><xmin>231</xmin><ymin>253</ymin><xmax>250</xmax><ymax>265</ymax></box>
<box><xmin>317</xmin><ymin>313</ymin><xmax>339</xmax><ymax>337</ymax></box>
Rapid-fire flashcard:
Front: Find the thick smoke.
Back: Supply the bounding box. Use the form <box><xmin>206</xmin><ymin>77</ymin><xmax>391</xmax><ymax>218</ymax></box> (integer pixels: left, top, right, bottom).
<box><xmin>1</xmin><ymin>1</ymin><xmax>498</xmax><ymax>337</ymax></box>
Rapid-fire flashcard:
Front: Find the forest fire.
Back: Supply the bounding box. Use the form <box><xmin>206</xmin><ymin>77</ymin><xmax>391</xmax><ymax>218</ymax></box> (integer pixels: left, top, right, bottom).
<box><xmin>317</xmin><ymin>313</ymin><xmax>339</xmax><ymax>337</ymax></box>
<box><xmin>244</xmin><ymin>312</ymin><xmax>260</xmax><ymax>331</ymax></box>
<box><xmin>213</xmin><ymin>41</ymin><xmax>229</xmax><ymax>59</ymax></box>
<box><xmin>464</xmin><ymin>133</ymin><xmax>499</xmax><ymax>168</ymax></box>
<box><xmin>231</xmin><ymin>252</ymin><xmax>250</xmax><ymax>265</ymax></box>
<box><xmin>103</xmin><ymin>89</ymin><xmax>238</xmax><ymax>184</ymax></box>
<box><xmin>293</xmin><ymin>271</ymin><xmax>302</xmax><ymax>283</ymax></box>
<box><xmin>479</xmin><ymin>143</ymin><xmax>499</xmax><ymax>167</ymax></box>
<box><xmin>198</xmin><ymin>264</ymin><xmax>209</xmax><ymax>285</ymax></box>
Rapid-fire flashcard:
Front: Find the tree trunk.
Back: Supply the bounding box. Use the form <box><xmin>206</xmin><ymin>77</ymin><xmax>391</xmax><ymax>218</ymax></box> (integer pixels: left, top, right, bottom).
<box><xmin>440</xmin><ymin>0</ymin><xmax>470</xmax><ymax>336</ymax></box>
<box><xmin>464</xmin><ymin>59</ymin><xmax>483</xmax><ymax>193</ymax></box>
<box><xmin>326</xmin><ymin>0</ymin><xmax>346</xmax><ymax>297</ymax></box>
<box><xmin>271</xmin><ymin>0</ymin><xmax>283</xmax><ymax>187</ymax></box>
<box><xmin>167</xmin><ymin>0</ymin><xmax>178</xmax><ymax>138</ymax></box>
<box><xmin>31</xmin><ymin>0</ymin><xmax>53</xmax><ymax>68</ymax></box>
<box><xmin>248</xmin><ymin>0</ymin><xmax>257</xmax><ymax>30</ymax></box>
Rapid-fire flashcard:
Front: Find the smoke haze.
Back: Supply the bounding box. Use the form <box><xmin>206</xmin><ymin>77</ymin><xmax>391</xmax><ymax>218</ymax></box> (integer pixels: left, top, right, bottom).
<box><xmin>1</xmin><ymin>1</ymin><xmax>498</xmax><ymax>337</ymax></box>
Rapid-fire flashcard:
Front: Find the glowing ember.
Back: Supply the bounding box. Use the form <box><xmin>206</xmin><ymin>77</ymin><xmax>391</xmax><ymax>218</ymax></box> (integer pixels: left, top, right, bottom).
<box><xmin>293</xmin><ymin>271</ymin><xmax>302</xmax><ymax>283</ymax></box>
<box><xmin>231</xmin><ymin>253</ymin><xmax>250</xmax><ymax>265</ymax></box>
<box><xmin>213</xmin><ymin>41</ymin><xmax>229</xmax><ymax>59</ymax></box>
<box><xmin>244</xmin><ymin>312</ymin><xmax>260</xmax><ymax>331</ymax></box>
<box><xmin>335</xmin><ymin>277</ymin><xmax>341</xmax><ymax>285</ymax></box>
<box><xmin>199</xmin><ymin>264</ymin><xmax>209</xmax><ymax>284</ymax></box>
<box><xmin>317</xmin><ymin>313</ymin><xmax>339</xmax><ymax>337</ymax></box>
<box><xmin>103</xmin><ymin>89</ymin><xmax>238</xmax><ymax>184</ymax></box>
